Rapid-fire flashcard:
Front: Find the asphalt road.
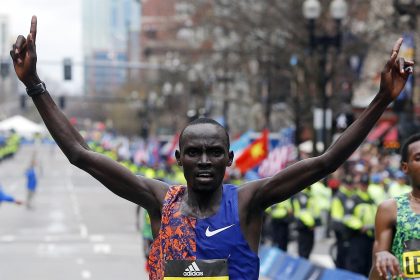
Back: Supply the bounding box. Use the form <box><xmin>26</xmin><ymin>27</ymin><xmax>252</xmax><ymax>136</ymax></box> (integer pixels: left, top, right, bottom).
<box><xmin>0</xmin><ymin>144</ymin><xmax>148</xmax><ymax>280</ymax></box>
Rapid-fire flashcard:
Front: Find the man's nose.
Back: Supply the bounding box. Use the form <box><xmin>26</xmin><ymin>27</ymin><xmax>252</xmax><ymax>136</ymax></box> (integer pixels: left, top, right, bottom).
<box><xmin>198</xmin><ymin>152</ymin><xmax>210</xmax><ymax>164</ymax></box>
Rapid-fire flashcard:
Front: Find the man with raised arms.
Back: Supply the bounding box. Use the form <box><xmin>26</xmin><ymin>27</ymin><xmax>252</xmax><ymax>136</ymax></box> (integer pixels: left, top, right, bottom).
<box><xmin>10</xmin><ymin>16</ymin><xmax>413</xmax><ymax>279</ymax></box>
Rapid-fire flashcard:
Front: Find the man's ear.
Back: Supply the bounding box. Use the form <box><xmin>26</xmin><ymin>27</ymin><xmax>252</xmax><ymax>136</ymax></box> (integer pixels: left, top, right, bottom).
<box><xmin>401</xmin><ymin>162</ymin><xmax>408</xmax><ymax>174</ymax></box>
<box><xmin>227</xmin><ymin>151</ymin><xmax>234</xmax><ymax>166</ymax></box>
<box><xmin>175</xmin><ymin>150</ymin><xmax>182</xmax><ymax>166</ymax></box>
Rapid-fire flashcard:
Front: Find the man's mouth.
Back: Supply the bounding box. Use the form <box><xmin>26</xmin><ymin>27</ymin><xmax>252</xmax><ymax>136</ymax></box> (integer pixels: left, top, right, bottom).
<box><xmin>196</xmin><ymin>172</ymin><xmax>213</xmax><ymax>178</ymax></box>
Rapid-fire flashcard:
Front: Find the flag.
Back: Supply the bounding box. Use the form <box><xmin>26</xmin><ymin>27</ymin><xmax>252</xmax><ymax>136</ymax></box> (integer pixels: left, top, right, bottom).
<box><xmin>234</xmin><ymin>129</ymin><xmax>269</xmax><ymax>174</ymax></box>
<box><xmin>147</xmin><ymin>138</ymin><xmax>160</xmax><ymax>166</ymax></box>
<box><xmin>160</xmin><ymin>133</ymin><xmax>179</xmax><ymax>164</ymax></box>
<box><xmin>231</xmin><ymin>130</ymin><xmax>253</xmax><ymax>156</ymax></box>
<box><xmin>258</xmin><ymin>128</ymin><xmax>296</xmax><ymax>177</ymax></box>
<box><xmin>133</xmin><ymin>139</ymin><xmax>148</xmax><ymax>165</ymax></box>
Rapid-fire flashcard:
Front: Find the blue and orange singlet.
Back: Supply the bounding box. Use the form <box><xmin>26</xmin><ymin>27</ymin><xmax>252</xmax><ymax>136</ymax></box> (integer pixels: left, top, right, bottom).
<box><xmin>148</xmin><ymin>184</ymin><xmax>259</xmax><ymax>279</ymax></box>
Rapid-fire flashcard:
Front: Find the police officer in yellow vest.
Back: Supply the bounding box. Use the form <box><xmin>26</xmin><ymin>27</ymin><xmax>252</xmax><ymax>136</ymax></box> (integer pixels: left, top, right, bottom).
<box><xmin>344</xmin><ymin>173</ymin><xmax>377</xmax><ymax>276</ymax></box>
<box><xmin>388</xmin><ymin>170</ymin><xmax>411</xmax><ymax>198</ymax></box>
<box><xmin>367</xmin><ymin>174</ymin><xmax>388</xmax><ymax>205</ymax></box>
<box><xmin>292</xmin><ymin>187</ymin><xmax>321</xmax><ymax>259</ymax></box>
<box><xmin>330</xmin><ymin>175</ymin><xmax>355</xmax><ymax>269</ymax></box>
<box><xmin>268</xmin><ymin>199</ymin><xmax>293</xmax><ymax>251</ymax></box>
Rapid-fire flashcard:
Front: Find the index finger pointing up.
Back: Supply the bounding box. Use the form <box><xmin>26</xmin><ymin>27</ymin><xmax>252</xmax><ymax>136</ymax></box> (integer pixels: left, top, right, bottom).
<box><xmin>391</xmin><ymin>38</ymin><xmax>403</xmax><ymax>55</ymax></box>
<box><xmin>30</xmin><ymin>15</ymin><xmax>37</xmax><ymax>43</ymax></box>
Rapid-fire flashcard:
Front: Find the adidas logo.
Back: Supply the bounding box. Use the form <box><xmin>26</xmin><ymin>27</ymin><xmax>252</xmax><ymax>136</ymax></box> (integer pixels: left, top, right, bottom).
<box><xmin>183</xmin><ymin>261</ymin><xmax>204</xmax><ymax>277</ymax></box>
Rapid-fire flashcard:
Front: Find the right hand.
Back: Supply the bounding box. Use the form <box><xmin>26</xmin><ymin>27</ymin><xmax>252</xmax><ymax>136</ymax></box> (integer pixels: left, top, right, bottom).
<box><xmin>374</xmin><ymin>250</ymin><xmax>403</xmax><ymax>279</ymax></box>
<box><xmin>9</xmin><ymin>15</ymin><xmax>41</xmax><ymax>88</ymax></box>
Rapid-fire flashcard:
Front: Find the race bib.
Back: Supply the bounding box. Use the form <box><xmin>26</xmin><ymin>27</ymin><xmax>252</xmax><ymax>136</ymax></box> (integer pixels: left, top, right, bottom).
<box><xmin>164</xmin><ymin>259</ymin><xmax>228</xmax><ymax>279</ymax></box>
<box><xmin>402</xmin><ymin>239</ymin><xmax>420</xmax><ymax>279</ymax></box>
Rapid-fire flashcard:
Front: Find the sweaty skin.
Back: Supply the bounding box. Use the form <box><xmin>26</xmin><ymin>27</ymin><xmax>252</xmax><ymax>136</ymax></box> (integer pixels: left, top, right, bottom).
<box><xmin>10</xmin><ymin>16</ymin><xmax>413</xmax><ymax>255</ymax></box>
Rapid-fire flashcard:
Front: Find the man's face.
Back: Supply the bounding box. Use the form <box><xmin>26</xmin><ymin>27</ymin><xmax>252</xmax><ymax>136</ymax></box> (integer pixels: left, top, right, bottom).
<box><xmin>176</xmin><ymin>124</ymin><xmax>233</xmax><ymax>192</ymax></box>
<box><xmin>402</xmin><ymin>140</ymin><xmax>420</xmax><ymax>188</ymax></box>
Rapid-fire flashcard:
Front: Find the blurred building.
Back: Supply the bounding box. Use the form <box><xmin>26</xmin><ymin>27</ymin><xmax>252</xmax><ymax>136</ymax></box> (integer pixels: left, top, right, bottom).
<box><xmin>82</xmin><ymin>0</ymin><xmax>140</xmax><ymax>96</ymax></box>
<box><xmin>0</xmin><ymin>14</ymin><xmax>19</xmax><ymax>119</ymax></box>
<box><xmin>139</xmin><ymin>0</ymin><xmax>206</xmax><ymax>135</ymax></box>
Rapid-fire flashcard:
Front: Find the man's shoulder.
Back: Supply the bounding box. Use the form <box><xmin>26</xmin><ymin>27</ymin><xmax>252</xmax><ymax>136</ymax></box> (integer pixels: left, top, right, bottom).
<box><xmin>378</xmin><ymin>198</ymin><xmax>397</xmax><ymax>210</ymax></box>
<box><xmin>377</xmin><ymin>198</ymin><xmax>397</xmax><ymax>223</ymax></box>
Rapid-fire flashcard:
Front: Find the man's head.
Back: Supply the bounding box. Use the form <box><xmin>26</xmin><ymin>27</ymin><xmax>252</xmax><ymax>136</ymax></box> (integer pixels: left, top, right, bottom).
<box><xmin>400</xmin><ymin>133</ymin><xmax>420</xmax><ymax>163</ymax></box>
<box><xmin>400</xmin><ymin>133</ymin><xmax>420</xmax><ymax>187</ymax></box>
<box><xmin>175</xmin><ymin>118</ymin><xmax>233</xmax><ymax>192</ymax></box>
<box><xmin>356</xmin><ymin>173</ymin><xmax>370</xmax><ymax>191</ymax></box>
<box><xmin>178</xmin><ymin>118</ymin><xmax>230</xmax><ymax>150</ymax></box>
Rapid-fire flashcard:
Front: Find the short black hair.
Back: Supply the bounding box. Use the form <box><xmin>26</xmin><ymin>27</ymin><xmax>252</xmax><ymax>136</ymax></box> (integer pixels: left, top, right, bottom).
<box><xmin>179</xmin><ymin>118</ymin><xmax>230</xmax><ymax>150</ymax></box>
<box><xmin>400</xmin><ymin>133</ymin><xmax>420</xmax><ymax>163</ymax></box>
<box><xmin>360</xmin><ymin>173</ymin><xmax>370</xmax><ymax>185</ymax></box>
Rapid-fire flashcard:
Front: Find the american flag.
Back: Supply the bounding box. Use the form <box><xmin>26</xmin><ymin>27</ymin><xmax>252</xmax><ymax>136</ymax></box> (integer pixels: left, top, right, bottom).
<box><xmin>258</xmin><ymin>128</ymin><xmax>296</xmax><ymax>177</ymax></box>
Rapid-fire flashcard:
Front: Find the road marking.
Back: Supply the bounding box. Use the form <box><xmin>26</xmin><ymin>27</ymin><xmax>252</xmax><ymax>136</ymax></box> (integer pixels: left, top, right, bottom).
<box><xmin>93</xmin><ymin>243</ymin><xmax>111</xmax><ymax>254</ymax></box>
<box><xmin>66</xmin><ymin>177</ymin><xmax>89</xmax><ymax>239</ymax></box>
<box><xmin>80</xmin><ymin>224</ymin><xmax>88</xmax><ymax>238</ymax></box>
<box><xmin>0</xmin><ymin>235</ymin><xmax>15</xmax><ymax>242</ymax></box>
<box><xmin>81</xmin><ymin>270</ymin><xmax>92</xmax><ymax>279</ymax></box>
<box><xmin>89</xmin><ymin>235</ymin><xmax>105</xmax><ymax>242</ymax></box>
<box><xmin>44</xmin><ymin>235</ymin><xmax>53</xmax><ymax>242</ymax></box>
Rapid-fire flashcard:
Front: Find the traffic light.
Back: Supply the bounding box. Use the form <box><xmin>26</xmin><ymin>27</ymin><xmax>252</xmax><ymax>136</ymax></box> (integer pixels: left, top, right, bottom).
<box><xmin>59</xmin><ymin>96</ymin><xmax>66</xmax><ymax>109</ymax></box>
<box><xmin>20</xmin><ymin>95</ymin><xmax>26</xmax><ymax>109</ymax></box>
<box><xmin>63</xmin><ymin>58</ymin><xmax>72</xmax><ymax>80</ymax></box>
<box><xmin>0</xmin><ymin>61</ymin><xmax>9</xmax><ymax>78</ymax></box>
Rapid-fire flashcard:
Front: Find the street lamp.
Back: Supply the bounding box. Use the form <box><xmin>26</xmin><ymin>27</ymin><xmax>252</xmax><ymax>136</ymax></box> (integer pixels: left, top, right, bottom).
<box><xmin>303</xmin><ymin>0</ymin><xmax>347</xmax><ymax>154</ymax></box>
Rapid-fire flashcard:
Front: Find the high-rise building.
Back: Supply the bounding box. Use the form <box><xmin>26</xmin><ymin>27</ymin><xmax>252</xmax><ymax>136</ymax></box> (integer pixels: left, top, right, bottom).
<box><xmin>0</xmin><ymin>15</ymin><xmax>19</xmax><ymax>119</ymax></box>
<box><xmin>82</xmin><ymin>0</ymin><xmax>140</xmax><ymax>96</ymax></box>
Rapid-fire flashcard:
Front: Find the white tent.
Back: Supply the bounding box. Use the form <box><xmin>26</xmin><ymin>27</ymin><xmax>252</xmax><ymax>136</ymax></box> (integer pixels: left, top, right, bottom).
<box><xmin>0</xmin><ymin>115</ymin><xmax>46</xmax><ymax>138</ymax></box>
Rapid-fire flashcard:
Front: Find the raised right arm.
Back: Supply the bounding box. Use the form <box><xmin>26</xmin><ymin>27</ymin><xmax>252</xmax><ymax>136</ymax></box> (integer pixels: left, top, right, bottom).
<box><xmin>10</xmin><ymin>16</ymin><xmax>168</xmax><ymax>215</ymax></box>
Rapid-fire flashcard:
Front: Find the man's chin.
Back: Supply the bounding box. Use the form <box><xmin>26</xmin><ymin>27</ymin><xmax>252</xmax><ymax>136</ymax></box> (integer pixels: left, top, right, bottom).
<box><xmin>192</xmin><ymin>181</ymin><xmax>219</xmax><ymax>193</ymax></box>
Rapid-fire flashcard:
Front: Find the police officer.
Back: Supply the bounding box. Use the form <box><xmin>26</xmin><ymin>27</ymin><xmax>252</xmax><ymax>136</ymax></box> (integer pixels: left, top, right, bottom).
<box><xmin>292</xmin><ymin>186</ymin><xmax>321</xmax><ymax>259</ymax></box>
<box><xmin>268</xmin><ymin>198</ymin><xmax>293</xmax><ymax>251</ymax></box>
<box><xmin>330</xmin><ymin>175</ymin><xmax>355</xmax><ymax>269</ymax></box>
<box><xmin>344</xmin><ymin>174</ymin><xmax>377</xmax><ymax>276</ymax></box>
<box><xmin>388</xmin><ymin>170</ymin><xmax>411</xmax><ymax>198</ymax></box>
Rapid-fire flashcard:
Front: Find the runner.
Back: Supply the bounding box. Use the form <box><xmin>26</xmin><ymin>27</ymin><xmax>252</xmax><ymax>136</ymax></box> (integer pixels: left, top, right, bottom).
<box><xmin>10</xmin><ymin>16</ymin><xmax>413</xmax><ymax>279</ymax></box>
<box><xmin>369</xmin><ymin>134</ymin><xmax>420</xmax><ymax>280</ymax></box>
<box><xmin>25</xmin><ymin>158</ymin><xmax>38</xmax><ymax>210</ymax></box>
<box><xmin>0</xmin><ymin>184</ymin><xmax>22</xmax><ymax>206</ymax></box>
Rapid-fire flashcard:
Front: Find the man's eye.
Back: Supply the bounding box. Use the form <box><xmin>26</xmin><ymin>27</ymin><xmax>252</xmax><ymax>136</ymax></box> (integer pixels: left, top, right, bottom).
<box><xmin>212</xmin><ymin>150</ymin><xmax>223</xmax><ymax>156</ymax></box>
<box><xmin>187</xmin><ymin>150</ymin><xmax>198</xmax><ymax>156</ymax></box>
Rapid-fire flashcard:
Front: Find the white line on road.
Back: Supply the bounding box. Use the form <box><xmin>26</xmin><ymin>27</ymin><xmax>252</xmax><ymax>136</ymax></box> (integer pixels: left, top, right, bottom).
<box><xmin>93</xmin><ymin>243</ymin><xmax>112</xmax><ymax>254</ymax></box>
<box><xmin>89</xmin><ymin>235</ymin><xmax>105</xmax><ymax>242</ymax></box>
<box><xmin>66</xmin><ymin>174</ymin><xmax>89</xmax><ymax>239</ymax></box>
<box><xmin>81</xmin><ymin>270</ymin><xmax>92</xmax><ymax>279</ymax></box>
<box><xmin>80</xmin><ymin>224</ymin><xmax>88</xmax><ymax>238</ymax></box>
<box><xmin>0</xmin><ymin>235</ymin><xmax>15</xmax><ymax>242</ymax></box>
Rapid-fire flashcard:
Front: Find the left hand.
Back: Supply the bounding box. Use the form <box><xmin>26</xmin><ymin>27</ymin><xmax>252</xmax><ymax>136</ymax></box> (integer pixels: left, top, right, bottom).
<box><xmin>379</xmin><ymin>38</ymin><xmax>414</xmax><ymax>101</ymax></box>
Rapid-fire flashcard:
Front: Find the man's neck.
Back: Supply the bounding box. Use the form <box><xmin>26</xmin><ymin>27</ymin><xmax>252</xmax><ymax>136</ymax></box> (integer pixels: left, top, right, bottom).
<box><xmin>181</xmin><ymin>185</ymin><xmax>223</xmax><ymax>219</ymax></box>
<box><xmin>411</xmin><ymin>187</ymin><xmax>420</xmax><ymax>202</ymax></box>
